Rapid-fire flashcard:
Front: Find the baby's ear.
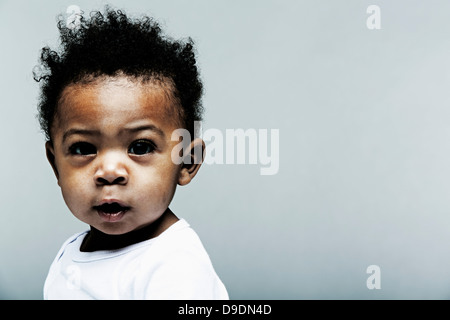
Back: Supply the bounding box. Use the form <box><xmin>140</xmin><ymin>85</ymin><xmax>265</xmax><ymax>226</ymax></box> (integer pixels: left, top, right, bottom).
<box><xmin>45</xmin><ymin>141</ymin><xmax>60</xmax><ymax>183</ymax></box>
<box><xmin>178</xmin><ymin>138</ymin><xmax>205</xmax><ymax>186</ymax></box>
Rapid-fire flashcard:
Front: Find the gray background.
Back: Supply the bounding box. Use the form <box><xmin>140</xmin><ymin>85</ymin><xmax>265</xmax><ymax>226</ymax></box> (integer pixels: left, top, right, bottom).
<box><xmin>1</xmin><ymin>0</ymin><xmax>450</xmax><ymax>299</ymax></box>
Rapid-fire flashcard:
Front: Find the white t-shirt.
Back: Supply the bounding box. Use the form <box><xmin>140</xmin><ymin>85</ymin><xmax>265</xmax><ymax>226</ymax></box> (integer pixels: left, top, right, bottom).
<box><xmin>43</xmin><ymin>219</ymin><xmax>229</xmax><ymax>300</ymax></box>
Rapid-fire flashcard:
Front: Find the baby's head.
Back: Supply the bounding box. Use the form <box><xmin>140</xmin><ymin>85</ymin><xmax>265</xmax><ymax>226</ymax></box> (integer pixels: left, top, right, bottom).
<box><xmin>34</xmin><ymin>8</ymin><xmax>204</xmax><ymax>235</ymax></box>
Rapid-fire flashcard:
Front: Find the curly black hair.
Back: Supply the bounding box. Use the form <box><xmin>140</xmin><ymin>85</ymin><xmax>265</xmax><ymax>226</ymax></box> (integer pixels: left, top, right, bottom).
<box><xmin>33</xmin><ymin>6</ymin><xmax>203</xmax><ymax>141</ymax></box>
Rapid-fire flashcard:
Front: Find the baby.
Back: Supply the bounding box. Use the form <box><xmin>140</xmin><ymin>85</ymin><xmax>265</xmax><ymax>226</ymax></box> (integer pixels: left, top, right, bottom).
<box><xmin>34</xmin><ymin>7</ymin><xmax>228</xmax><ymax>300</ymax></box>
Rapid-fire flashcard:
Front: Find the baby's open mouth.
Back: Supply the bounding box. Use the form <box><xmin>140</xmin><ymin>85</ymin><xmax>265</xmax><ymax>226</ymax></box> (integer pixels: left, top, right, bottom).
<box><xmin>94</xmin><ymin>202</ymin><xmax>130</xmax><ymax>213</ymax></box>
<box><xmin>94</xmin><ymin>202</ymin><xmax>130</xmax><ymax>222</ymax></box>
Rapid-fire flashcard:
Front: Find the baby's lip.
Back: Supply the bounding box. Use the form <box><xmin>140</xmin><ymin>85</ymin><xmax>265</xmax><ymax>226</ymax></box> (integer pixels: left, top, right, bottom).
<box><xmin>93</xmin><ymin>199</ymin><xmax>131</xmax><ymax>212</ymax></box>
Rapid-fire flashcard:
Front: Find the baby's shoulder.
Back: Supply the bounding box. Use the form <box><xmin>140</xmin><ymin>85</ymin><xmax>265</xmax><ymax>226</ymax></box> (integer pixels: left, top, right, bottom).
<box><xmin>131</xmin><ymin>221</ymin><xmax>222</xmax><ymax>298</ymax></box>
<box><xmin>141</xmin><ymin>219</ymin><xmax>208</xmax><ymax>259</ymax></box>
<box><xmin>129</xmin><ymin>220</ymin><xmax>213</xmax><ymax>274</ymax></box>
<box><xmin>55</xmin><ymin>230</ymin><xmax>89</xmax><ymax>260</ymax></box>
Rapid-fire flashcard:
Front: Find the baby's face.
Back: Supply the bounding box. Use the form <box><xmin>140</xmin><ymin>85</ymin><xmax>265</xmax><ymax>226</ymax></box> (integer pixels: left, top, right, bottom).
<box><xmin>47</xmin><ymin>76</ymin><xmax>190</xmax><ymax>235</ymax></box>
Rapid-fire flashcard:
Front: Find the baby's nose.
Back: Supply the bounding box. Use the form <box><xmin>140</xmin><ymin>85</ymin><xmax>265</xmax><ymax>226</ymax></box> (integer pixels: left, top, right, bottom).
<box><xmin>94</xmin><ymin>153</ymin><xmax>129</xmax><ymax>186</ymax></box>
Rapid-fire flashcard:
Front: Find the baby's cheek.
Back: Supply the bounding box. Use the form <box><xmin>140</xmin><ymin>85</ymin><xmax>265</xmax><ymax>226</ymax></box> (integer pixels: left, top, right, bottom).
<box><xmin>59</xmin><ymin>175</ymin><xmax>90</xmax><ymax>206</ymax></box>
<box><xmin>139</xmin><ymin>178</ymin><xmax>176</xmax><ymax>208</ymax></box>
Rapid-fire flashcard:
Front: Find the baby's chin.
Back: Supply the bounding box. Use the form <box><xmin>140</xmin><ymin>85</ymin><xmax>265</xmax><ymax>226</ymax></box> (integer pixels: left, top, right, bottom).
<box><xmin>74</xmin><ymin>213</ymin><xmax>140</xmax><ymax>235</ymax></box>
<box><xmin>72</xmin><ymin>206</ymin><xmax>171</xmax><ymax>236</ymax></box>
<box><xmin>89</xmin><ymin>221</ymin><xmax>137</xmax><ymax>235</ymax></box>
<box><xmin>92</xmin><ymin>219</ymin><xmax>164</xmax><ymax>238</ymax></box>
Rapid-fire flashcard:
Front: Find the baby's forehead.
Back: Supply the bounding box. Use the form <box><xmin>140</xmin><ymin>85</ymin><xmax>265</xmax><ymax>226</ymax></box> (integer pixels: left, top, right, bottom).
<box><xmin>60</xmin><ymin>75</ymin><xmax>174</xmax><ymax>103</ymax></box>
<box><xmin>57</xmin><ymin>75</ymin><xmax>184</xmax><ymax>128</ymax></box>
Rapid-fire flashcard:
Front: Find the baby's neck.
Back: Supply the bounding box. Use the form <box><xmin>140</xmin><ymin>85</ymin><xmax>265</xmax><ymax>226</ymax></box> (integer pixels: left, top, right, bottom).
<box><xmin>79</xmin><ymin>208</ymin><xmax>178</xmax><ymax>252</ymax></box>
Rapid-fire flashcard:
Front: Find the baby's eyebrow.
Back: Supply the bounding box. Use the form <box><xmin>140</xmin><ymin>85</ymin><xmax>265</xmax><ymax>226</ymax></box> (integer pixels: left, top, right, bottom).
<box><xmin>122</xmin><ymin>124</ymin><xmax>165</xmax><ymax>138</ymax></box>
<box><xmin>62</xmin><ymin>129</ymin><xmax>100</xmax><ymax>143</ymax></box>
<box><xmin>62</xmin><ymin>125</ymin><xmax>166</xmax><ymax>143</ymax></box>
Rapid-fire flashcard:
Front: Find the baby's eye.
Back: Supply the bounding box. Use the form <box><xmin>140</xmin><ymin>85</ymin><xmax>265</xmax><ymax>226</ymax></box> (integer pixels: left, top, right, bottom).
<box><xmin>128</xmin><ymin>140</ymin><xmax>155</xmax><ymax>155</ymax></box>
<box><xmin>69</xmin><ymin>142</ymin><xmax>97</xmax><ymax>156</ymax></box>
